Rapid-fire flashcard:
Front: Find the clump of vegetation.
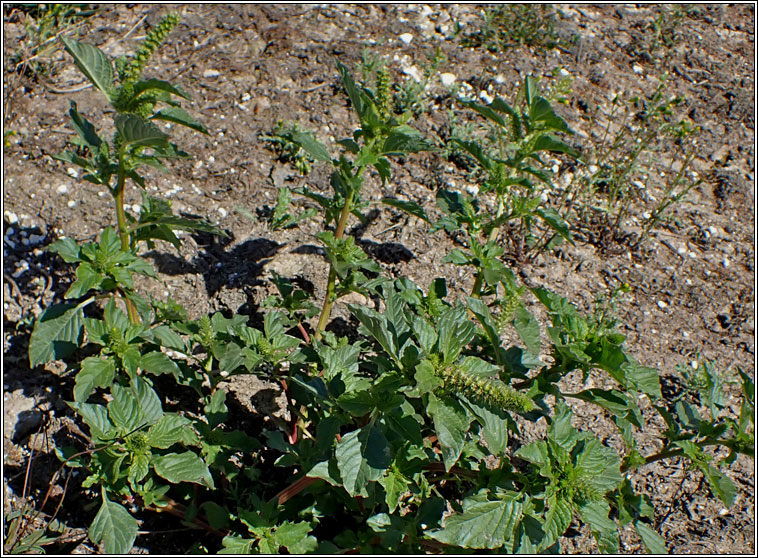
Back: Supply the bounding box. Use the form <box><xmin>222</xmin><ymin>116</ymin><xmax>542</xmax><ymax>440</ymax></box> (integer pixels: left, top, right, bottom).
<box><xmin>17</xmin><ymin>14</ymin><xmax>754</xmax><ymax>556</ymax></box>
<box><xmin>460</xmin><ymin>4</ymin><xmax>562</xmax><ymax>52</ymax></box>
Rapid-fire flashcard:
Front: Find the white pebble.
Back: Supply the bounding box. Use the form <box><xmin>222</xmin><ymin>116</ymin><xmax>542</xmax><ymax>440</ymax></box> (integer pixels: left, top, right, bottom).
<box><xmin>398</xmin><ymin>32</ymin><xmax>413</xmax><ymax>44</ymax></box>
<box><xmin>691</xmin><ymin>360</ymin><xmax>699</xmax><ymax>369</ymax></box>
<box><xmin>66</xmin><ymin>167</ymin><xmax>79</xmax><ymax>178</ymax></box>
<box><xmin>5</xmin><ymin>211</ymin><xmax>18</xmax><ymax>225</ymax></box>
<box><xmin>479</xmin><ymin>90</ymin><xmax>494</xmax><ymax>104</ymax></box>
<box><xmin>132</xmin><ymin>204</ymin><xmax>142</xmax><ymax>214</ymax></box>
<box><xmin>203</xmin><ymin>69</ymin><xmax>220</xmax><ymax>78</ymax></box>
<box><xmin>632</xmin><ymin>64</ymin><xmax>644</xmax><ymax>74</ymax></box>
<box><xmin>722</xmin><ymin>258</ymin><xmax>730</xmax><ymax>268</ymax></box>
<box><xmin>588</xmin><ymin>164</ymin><xmax>599</xmax><ymax>174</ymax></box>
<box><xmin>552</xmin><ymin>164</ymin><xmax>560</xmax><ymax>174</ymax></box>
<box><xmin>208</xmin><ymin>155</ymin><xmax>215</xmax><ymax>164</ymax></box>
<box><xmin>56</xmin><ymin>184</ymin><xmax>69</xmax><ymax>195</ymax></box>
<box><xmin>657</xmin><ymin>300</ymin><xmax>667</xmax><ymax>309</ymax></box>
<box><xmin>440</xmin><ymin>73</ymin><xmax>456</xmax><ymax>87</ymax></box>
<box><xmin>98</xmin><ymin>191</ymin><xmax>107</xmax><ymax>197</ymax></box>
<box><xmin>559</xmin><ymin>68</ymin><xmax>570</xmax><ymax>77</ymax></box>
<box><xmin>218</xmin><ymin>207</ymin><xmax>228</xmax><ymax>218</ymax></box>
<box><xmin>67</xmin><ymin>200</ymin><xmax>76</xmax><ymax>208</ymax></box>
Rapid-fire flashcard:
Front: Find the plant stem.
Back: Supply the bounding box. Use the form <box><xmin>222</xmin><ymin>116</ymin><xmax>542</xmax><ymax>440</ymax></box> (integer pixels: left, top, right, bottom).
<box><xmin>314</xmin><ymin>189</ymin><xmax>355</xmax><ymax>340</ymax></box>
<box><xmin>113</xmin><ymin>170</ymin><xmax>140</xmax><ymax>324</ymax></box>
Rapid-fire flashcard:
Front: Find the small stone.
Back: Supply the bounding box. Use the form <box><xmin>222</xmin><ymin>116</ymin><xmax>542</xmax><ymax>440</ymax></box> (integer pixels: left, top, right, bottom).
<box><xmin>722</xmin><ymin>258</ymin><xmax>730</xmax><ymax>268</ymax></box>
<box><xmin>4</xmin><ymin>211</ymin><xmax>18</xmax><ymax>224</ymax></box>
<box><xmin>559</xmin><ymin>68</ymin><xmax>570</xmax><ymax>77</ymax></box>
<box><xmin>440</xmin><ymin>73</ymin><xmax>456</xmax><ymax>87</ymax></box>
<box><xmin>218</xmin><ymin>207</ymin><xmax>228</xmax><ymax>218</ymax></box>
<box><xmin>632</xmin><ymin>64</ymin><xmax>644</xmax><ymax>74</ymax></box>
<box><xmin>203</xmin><ymin>69</ymin><xmax>220</xmax><ymax>78</ymax></box>
<box><xmin>56</xmin><ymin>184</ymin><xmax>69</xmax><ymax>195</ymax></box>
<box><xmin>656</xmin><ymin>300</ymin><xmax>668</xmax><ymax>309</ymax></box>
<box><xmin>66</xmin><ymin>167</ymin><xmax>79</xmax><ymax>178</ymax></box>
<box><xmin>398</xmin><ymin>32</ymin><xmax>414</xmax><ymax>44</ymax></box>
<box><xmin>67</xmin><ymin>200</ymin><xmax>76</xmax><ymax>208</ymax></box>
<box><xmin>479</xmin><ymin>90</ymin><xmax>494</xmax><ymax>104</ymax></box>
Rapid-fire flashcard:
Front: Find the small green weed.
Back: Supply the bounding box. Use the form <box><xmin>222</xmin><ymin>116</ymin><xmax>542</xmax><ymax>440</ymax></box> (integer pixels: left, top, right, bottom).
<box><xmin>460</xmin><ymin>4</ymin><xmax>561</xmax><ymax>52</ymax></box>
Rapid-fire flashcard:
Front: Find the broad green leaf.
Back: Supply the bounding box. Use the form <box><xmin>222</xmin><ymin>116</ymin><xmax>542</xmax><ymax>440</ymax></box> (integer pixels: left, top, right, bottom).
<box><xmin>381</xmin><ymin>197</ymin><xmax>429</xmax><ymax>222</ymax></box>
<box><xmin>68</xmin><ymin>402</ymin><xmax>114</xmax><ymax>440</ymax></box>
<box><xmin>49</xmin><ymin>237</ymin><xmax>82</xmax><ymax>263</ymax></box>
<box><xmin>529</xmin><ymin>95</ymin><xmax>572</xmax><ymax>134</ymax></box>
<box><xmin>348</xmin><ymin>304</ymin><xmax>398</xmax><ymax>364</ymax></box>
<box><xmin>536</xmin><ymin>206</ymin><xmax>573</xmax><ymax>242</ymax></box>
<box><xmin>290</xmin><ymin>129</ymin><xmax>332</xmax><ymax>162</ymax></box>
<box><xmin>531</xmin><ymin>134</ymin><xmax>580</xmax><ymax>157</ymax></box>
<box><xmin>634</xmin><ymin>520</ymin><xmax>668</xmax><ymax>554</ymax></box>
<box><xmin>140</xmin><ymin>351</ymin><xmax>182</xmax><ymax>377</ymax></box>
<box><xmin>428</xmin><ymin>494</ymin><xmax>523</xmax><ymax>549</ymax></box>
<box><xmin>153</xmin><ymin>451</ymin><xmax>215</xmax><ymax>488</ymax></box>
<box><xmin>29</xmin><ymin>300</ymin><xmax>88</xmax><ymax>367</ymax></box>
<box><xmin>115</xmin><ymin>114</ymin><xmax>168</xmax><ymax>149</ymax></box>
<box><xmin>131</xmin><ymin>376</ymin><xmax>163</xmax><ymax>425</ymax></box>
<box><xmin>379</xmin><ymin>468</ymin><xmax>411</xmax><ymax>513</ymax></box>
<box><xmin>273</xmin><ymin>522</ymin><xmax>318</xmax><ymax>554</ymax></box>
<box><xmin>620</xmin><ymin>361</ymin><xmax>662</xmax><ymax>400</ymax></box>
<box><xmin>460</xmin><ymin>98</ymin><xmax>508</xmax><ymax>129</ymax></box>
<box><xmin>133</xmin><ymin>78</ymin><xmax>191</xmax><ymax>100</ymax></box>
<box><xmin>513</xmin><ymin>306</ymin><xmax>541</xmax><ymax>356</ymax></box>
<box><xmin>65</xmin><ymin>262</ymin><xmax>104</xmax><ymax>299</ymax></box>
<box><xmin>337</xmin><ymin>62</ymin><xmax>365</xmax><ymax>120</ymax></box>
<box><xmin>335</xmin><ymin>426</ymin><xmax>390</xmax><ymax>497</ymax></box>
<box><xmin>464</xmin><ymin>397</ymin><xmax>509</xmax><ymax>456</ymax></box>
<box><xmin>541</xmin><ymin>495</ymin><xmax>573</xmax><ymax>550</ymax></box>
<box><xmin>67</xmin><ymin>100</ymin><xmax>103</xmax><ymax>149</ymax></box>
<box><xmin>220</xmin><ymin>536</ymin><xmax>253</xmax><ymax>554</ymax></box>
<box><xmin>74</xmin><ymin>356</ymin><xmax>116</xmax><ymax>402</ymax></box>
<box><xmin>150</xmin><ymin>106</ymin><xmax>208</xmax><ymax>134</ymax></box>
<box><xmin>61</xmin><ymin>38</ymin><xmax>114</xmax><ymax>99</ymax></box>
<box><xmin>427</xmin><ymin>394</ymin><xmax>472</xmax><ymax>471</ymax></box>
<box><xmin>437</xmin><ymin>304</ymin><xmax>476</xmax><ymax>363</ymax></box>
<box><xmin>88</xmin><ymin>495</ymin><xmax>138</xmax><ymax>554</ymax></box>
<box><xmin>382</xmin><ymin>125</ymin><xmax>432</xmax><ymax>154</ymax></box>
<box><xmin>579</xmin><ymin>501</ymin><xmax>619</xmax><ymax>553</ymax></box>
<box><xmin>108</xmin><ymin>384</ymin><xmax>142</xmax><ymax>432</ymax></box>
<box><xmin>147</xmin><ymin>414</ymin><xmax>194</xmax><ymax>449</ymax></box>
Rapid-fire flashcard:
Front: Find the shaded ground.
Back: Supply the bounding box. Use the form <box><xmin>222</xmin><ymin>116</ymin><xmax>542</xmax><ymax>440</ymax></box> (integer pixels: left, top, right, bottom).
<box><xmin>3</xmin><ymin>4</ymin><xmax>754</xmax><ymax>554</ymax></box>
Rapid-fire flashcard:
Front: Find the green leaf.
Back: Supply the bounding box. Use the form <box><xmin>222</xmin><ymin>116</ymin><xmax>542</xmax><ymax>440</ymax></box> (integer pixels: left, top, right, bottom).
<box><xmin>428</xmin><ymin>493</ymin><xmax>523</xmax><ymax>549</ymax></box>
<box><xmin>427</xmin><ymin>394</ymin><xmax>472</xmax><ymax>471</ymax></box>
<box><xmin>290</xmin><ymin>129</ymin><xmax>332</xmax><ymax>162</ymax></box>
<box><xmin>153</xmin><ymin>451</ymin><xmax>215</xmax><ymax>488</ymax></box>
<box><xmin>335</xmin><ymin>426</ymin><xmax>390</xmax><ymax>497</ymax></box>
<box><xmin>381</xmin><ymin>197</ymin><xmax>429</xmax><ymax>222</ymax></box>
<box><xmin>115</xmin><ymin>114</ymin><xmax>169</xmax><ymax>149</ymax></box>
<box><xmin>579</xmin><ymin>501</ymin><xmax>619</xmax><ymax>553</ymax></box>
<box><xmin>382</xmin><ymin>125</ymin><xmax>432</xmax><ymax>154</ymax></box>
<box><xmin>464</xmin><ymin>397</ymin><xmax>509</xmax><ymax>456</ymax></box>
<box><xmin>150</xmin><ymin>107</ymin><xmax>208</xmax><ymax>134</ymax></box>
<box><xmin>132</xmin><ymin>78</ymin><xmax>191</xmax><ymax>101</ymax></box>
<box><xmin>337</xmin><ymin>62</ymin><xmax>365</xmax><ymax>122</ymax></box>
<box><xmin>61</xmin><ymin>38</ymin><xmax>114</xmax><ymax>100</ymax></box>
<box><xmin>529</xmin><ymin>95</ymin><xmax>572</xmax><ymax>134</ymax></box>
<box><xmin>460</xmin><ymin>99</ymin><xmax>508</xmax><ymax>129</ymax></box>
<box><xmin>220</xmin><ymin>536</ymin><xmax>253</xmax><ymax>554</ymax></box>
<box><xmin>68</xmin><ymin>402</ymin><xmax>115</xmax><ymax>440</ymax></box>
<box><xmin>634</xmin><ymin>520</ymin><xmax>668</xmax><ymax>554</ymax></box>
<box><xmin>29</xmin><ymin>300</ymin><xmax>88</xmax><ymax>367</ymax></box>
<box><xmin>74</xmin><ymin>356</ymin><xmax>116</xmax><ymax>402</ymax></box>
<box><xmin>67</xmin><ymin>101</ymin><xmax>104</xmax><ymax>149</ymax></box>
<box><xmin>379</xmin><ymin>468</ymin><xmax>411</xmax><ymax>513</ymax></box>
<box><xmin>88</xmin><ymin>495</ymin><xmax>138</xmax><ymax>554</ymax></box>
<box><xmin>140</xmin><ymin>351</ymin><xmax>182</xmax><ymax>377</ymax></box>
<box><xmin>147</xmin><ymin>414</ymin><xmax>194</xmax><ymax>449</ymax></box>
<box><xmin>541</xmin><ymin>495</ymin><xmax>574</xmax><ymax>550</ymax></box>
<box><xmin>531</xmin><ymin>134</ymin><xmax>580</xmax><ymax>158</ymax></box>
<box><xmin>65</xmin><ymin>262</ymin><xmax>104</xmax><ymax>298</ymax></box>
<box><xmin>273</xmin><ymin>522</ymin><xmax>318</xmax><ymax>554</ymax></box>
<box><xmin>513</xmin><ymin>306</ymin><xmax>541</xmax><ymax>356</ymax></box>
